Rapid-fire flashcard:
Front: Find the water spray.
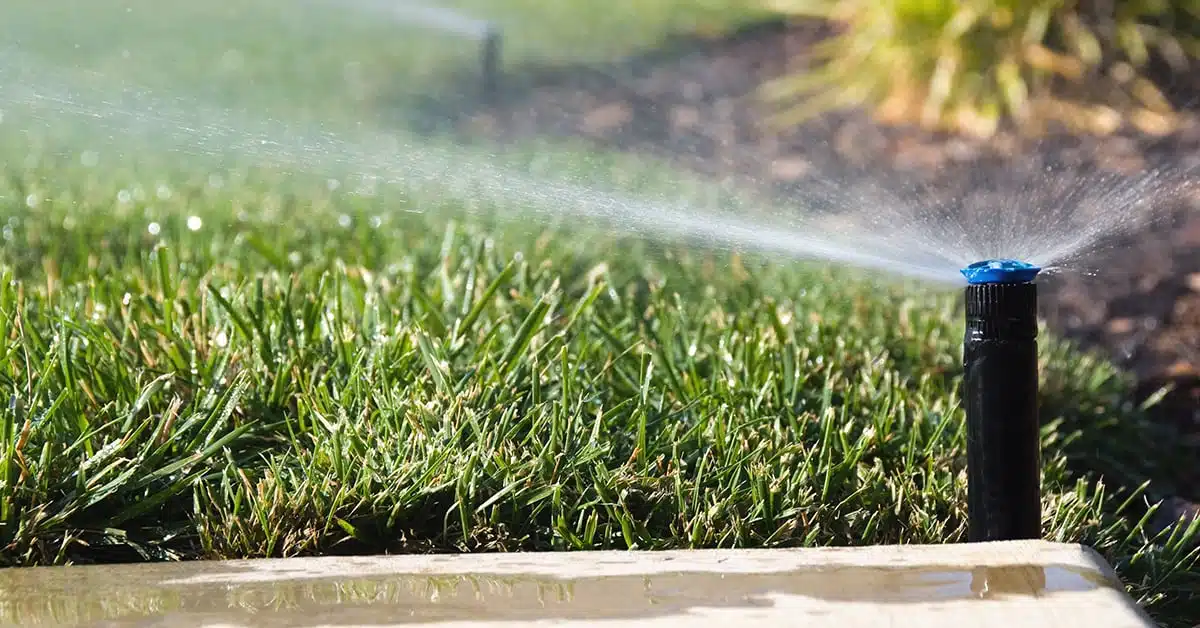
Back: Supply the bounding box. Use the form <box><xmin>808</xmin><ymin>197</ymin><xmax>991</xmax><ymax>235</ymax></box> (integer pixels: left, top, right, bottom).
<box><xmin>960</xmin><ymin>259</ymin><xmax>1042</xmax><ymax>542</ymax></box>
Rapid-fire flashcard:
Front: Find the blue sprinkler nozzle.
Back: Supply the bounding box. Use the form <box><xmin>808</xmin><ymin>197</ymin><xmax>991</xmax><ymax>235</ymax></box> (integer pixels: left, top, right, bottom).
<box><xmin>960</xmin><ymin>259</ymin><xmax>1041</xmax><ymax>285</ymax></box>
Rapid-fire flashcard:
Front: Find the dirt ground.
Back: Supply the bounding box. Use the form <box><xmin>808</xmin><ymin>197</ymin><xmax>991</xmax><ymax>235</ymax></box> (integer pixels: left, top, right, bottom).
<box><xmin>419</xmin><ymin>19</ymin><xmax>1200</xmax><ymax>523</ymax></box>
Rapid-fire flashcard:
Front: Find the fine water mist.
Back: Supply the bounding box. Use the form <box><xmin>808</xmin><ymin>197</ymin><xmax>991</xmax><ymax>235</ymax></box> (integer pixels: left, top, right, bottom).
<box><xmin>0</xmin><ymin>1</ymin><xmax>1193</xmax><ymax>287</ymax></box>
<box><xmin>322</xmin><ymin>0</ymin><xmax>494</xmax><ymax>39</ymax></box>
<box><xmin>784</xmin><ymin>160</ymin><xmax>1190</xmax><ymax>277</ymax></box>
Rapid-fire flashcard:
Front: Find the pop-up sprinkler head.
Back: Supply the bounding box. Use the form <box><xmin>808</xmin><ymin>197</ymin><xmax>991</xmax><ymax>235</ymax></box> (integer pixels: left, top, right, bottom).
<box><xmin>481</xmin><ymin>24</ymin><xmax>501</xmax><ymax>102</ymax></box>
<box><xmin>961</xmin><ymin>258</ymin><xmax>1042</xmax><ymax>543</ymax></box>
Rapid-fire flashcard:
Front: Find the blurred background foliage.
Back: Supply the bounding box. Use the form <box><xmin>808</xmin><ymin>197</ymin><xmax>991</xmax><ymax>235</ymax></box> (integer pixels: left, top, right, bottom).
<box><xmin>761</xmin><ymin>0</ymin><xmax>1200</xmax><ymax>137</ymax></box>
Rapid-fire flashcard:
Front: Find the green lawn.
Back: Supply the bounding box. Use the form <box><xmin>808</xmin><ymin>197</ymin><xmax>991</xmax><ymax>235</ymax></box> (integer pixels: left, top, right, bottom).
<box><xmin>0</xmin><ymin>157</ymin><xmax>1198</xmax><ymax>623</ymax></box>
<box><xmin>0</xmin><ymin>1</ymin><xmax>1198</xmax><ymax>627</ymax></box>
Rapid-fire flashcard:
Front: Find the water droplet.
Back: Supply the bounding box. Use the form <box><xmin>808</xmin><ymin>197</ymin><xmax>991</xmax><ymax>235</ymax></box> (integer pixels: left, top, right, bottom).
<box><xmin>122</xmin><ymin>293</ymin><xmax>132</xmax><ymax>306</ymax></box>
<box><xmin>62</xmin><ymin>216</ymin><xmax>76</xmax><ymax>230</ymax></box>
<box><xmin>80</xmin><ymin>150</ymin><xmax>99</xmax><ymax>167</ymax></box>
<box><xmin>215</xmin><ymin>331</ymin><xmax>229</xmax><ymax>348</ymax></box>
<box><xmin>220</xmin><ymin>49</ymin><xmax>245</xmax><ymax>72</ymax></box>
<box><xmin>24</xmin><ymin>194</ymin><xmax>39</xmax><ymax>209</ymax></box>
<box><xmin>187</xmin><ymin>216</ymin><xmax>202</xmax><ymax>231</ymax></box>
<box><xmin>156</xmin><ymin>184</ymin><xmax>172</xmax><ymax>200</ymax></box>
<box><xmin>147</xmin><ymin>222</ymin><xmax>161</xmax><ymax>236</ymax></box>
<box><xmin>356</xmin><ymin>175</ymin><xmax>379</xmax><ymax>197</ymax></box>
<box><xmin>338</xmin><ymin>214</ymin><xmax>352</xmax><ymax>228</ymax></box>
<box><xmin>288</xmin><ymin>251</ymin><xmax>302</xmax><ymax>265</ymax></box>
<box><xmin>369</xmin><ymin>215</ymin><xmax>382</xmax><ymax>229</ymax></box>
<box><xmin>117</xmin><ymin>190</ymin><xmax>132</xmax><ymax>204</ymax></box>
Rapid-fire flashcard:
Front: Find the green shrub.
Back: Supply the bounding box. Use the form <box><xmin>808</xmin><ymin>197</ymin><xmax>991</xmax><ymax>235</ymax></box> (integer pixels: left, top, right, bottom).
<box><xmin>762</xmin><ymin>0</ymin><xmax>1200</xmax><ymax>137</ymax></box>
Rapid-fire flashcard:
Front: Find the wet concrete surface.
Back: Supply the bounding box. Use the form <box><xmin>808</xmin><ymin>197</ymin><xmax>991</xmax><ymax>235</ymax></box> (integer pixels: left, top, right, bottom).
<box><xmin>0</xmin><ymin>541</ymin><xmax>1154</xmax><ymax>627</ymax></box>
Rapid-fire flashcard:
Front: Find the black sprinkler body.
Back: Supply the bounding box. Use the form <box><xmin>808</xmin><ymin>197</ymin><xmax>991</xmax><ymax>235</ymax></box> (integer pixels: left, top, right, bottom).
<box><xmin>960</xmin><ymin>259</ymin><xmax>1042</xmax><ymax>543</ymax></box>
<box><xmin>481</xmin><ymin>24</ymin><xmax>501</xmax><ymax>101</ymax></box>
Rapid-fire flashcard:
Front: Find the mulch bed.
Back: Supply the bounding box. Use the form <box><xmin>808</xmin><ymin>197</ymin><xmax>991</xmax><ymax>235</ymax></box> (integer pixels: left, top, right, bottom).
<box><xmin>416</xmin><ymin>19</ymin><xmax>1200</xmax><ymax>519</ymax></box>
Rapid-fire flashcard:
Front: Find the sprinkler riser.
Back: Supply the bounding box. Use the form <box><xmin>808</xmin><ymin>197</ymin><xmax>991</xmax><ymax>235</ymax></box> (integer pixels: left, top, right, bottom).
<box><xmin>481</xmin><ymin>26</ymin><xmax>501</xmax><ymax>101</ymax></box>
<box><xmin>963</xmin><ymin>281</ymin><xmax>1042</xmax><ymax>543</ymax></box>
